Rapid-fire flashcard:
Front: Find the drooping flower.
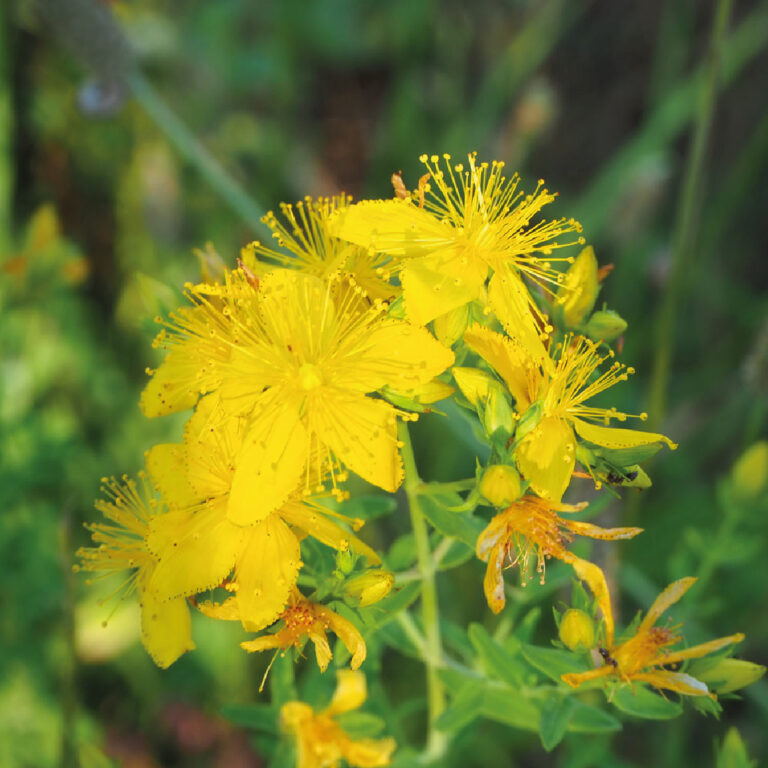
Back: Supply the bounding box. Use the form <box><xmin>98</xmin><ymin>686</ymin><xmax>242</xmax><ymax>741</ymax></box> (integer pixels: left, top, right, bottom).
<box><xmin>143</xmin><ymin>268</ymin><xmax>454</xmax><ymax>522</ymax></box>
<box><xmin>280</xmin><ymin>670</ymin><xmax>396</xmax><ymax>768</ymax></box>
<box><xmin>329</xmin><ymin>152</ymin><xmax>584</xmax><ymax>329</ymax></box>
<box><xmin>241</xmin><ymin>194</ymin><xmax>398</xmax><ymax>303</ymax></box>
<box><xmin>462</xmin><ymin>326</ymin><xmax>676</xmax><ymax>502</ymax></box>
<box><xmin>234</xmin><ymin>588</ymin><xmax>366</xmax><ymax>672</ymax></box>
<box><xmin>562</xmin><ymin>577</ymin><xmax>745</xmax><ymax>697</ymax></box>
<box><xmin>145</xmin><ymin>394</ymin><xmax>381</xmax><ymax>633</ymax></box>
<box><xmin>476</xmin><ymin>494</ymin><xmax>642</xmax><ymax>644</ymax></box>
<box><xmin>76</xmin><ymin>473</ymin><xmax>194</xmax><ymax>668</ymax></box>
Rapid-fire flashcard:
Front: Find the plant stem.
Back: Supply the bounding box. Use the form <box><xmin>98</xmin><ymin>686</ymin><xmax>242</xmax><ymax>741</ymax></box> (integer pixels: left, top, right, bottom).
<box><xmin>647</xmin><ymin>0</ymin><xmax>733</xmax><ymax>429</ymax></box>
<box><xmin>127</xmin><ymin>71</ymin><xmax>269</xmax><ymax>237</ymax></box>
<box><xmin>398</xmin><ymin>422</ymin><xmax>447</xmax><ymax>762</ymax></box>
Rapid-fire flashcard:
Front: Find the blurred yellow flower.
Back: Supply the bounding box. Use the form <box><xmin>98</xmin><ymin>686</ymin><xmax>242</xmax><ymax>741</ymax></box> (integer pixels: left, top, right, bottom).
<box><xmin>76</xmin><ymin>474</ymin><xmax>194</xmax><ymax>668</ymax></box>
<box><xmin>562</xmin><ymin>577</ymin><xmax>745</xmax><ymax>696</ymax></box>
<box><xmin>476</xmin><ymin>494</ymin><xmax>641</xmax><ymax>644</ymax></box>
<box><xmin>281</xmin><ymin>670</ymin><xmax>396</xmax><ymax>768</ymax></box>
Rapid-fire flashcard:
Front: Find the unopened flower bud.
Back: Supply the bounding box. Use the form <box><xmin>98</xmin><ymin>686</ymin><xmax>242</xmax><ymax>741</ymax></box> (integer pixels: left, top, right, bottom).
<box><xmin>452</xmin><ymin>367</ymin><xmax>496</xmax><ymax>407</ymax></box>
<box><xmin>345</xmin><ymin>570</ymin><xmax>394</xmax><ymax>607</ymax></box>
<box><xmin>730</xmin><ymin>441</ymin><xmax>768</xmax><ymax>502</ymax></box>
<box><xmin>434</xmin><ymin>305</ymin><xmax>470</xmax><ymax>347</ymax></box>
<box><xmin>558</xmin><ymin>609</ymin><xmax>596</xmax><ymax>653</ymax></box>
<box><xmin>336</xmin><ymin>549</ymin><xmax>356</xmax><ymax>576</ymax></box>
<box><xmin>585</xmin><ymin>310</ymin><xmax>627</xmax><ymax>343</ymax></box>
<box><xmin>556</xmin><ymin>246</ymin><xmax>599</xmax><ymax>327</ymax></box>
<box><xmin>482</xmin><ymin>386</ymin><xmax>515</xmax><ymax>437</ymax></box>
<box><xmin>689</xmin><ymin>657</ymin><xmax>766</xmax><ymax>694</ymax></box>
<box><xmin>479</xmin><ymin>465</ymin><xmax>522</xmax><ymax>507</ymax></box>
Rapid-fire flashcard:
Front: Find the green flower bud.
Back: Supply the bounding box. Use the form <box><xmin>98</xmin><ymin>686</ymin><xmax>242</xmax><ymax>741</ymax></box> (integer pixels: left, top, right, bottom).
<box><xmin>482</xmin><ymin>386</ymin><xmax>515</xmax><ymax>437</ymax></box>
<box><xmin>585</xmin><ymin>309</ymin><xmax>627</xmax><ymax>343</ymax></box>
<box><xmin>336</xmin><ymin>549</ymin><xmax>356</xmax><ymax>576</ymax></box>
<box><xmin>688</xmin><ymin>657</ymin><xmax>766</xmax><ymax>694</ymax></box>
<box><xmin>730</xmin><ymin>441</ymin><xmax>768</xmax><ymax>502</ymax></box>
<box><xmin>479</xmin><ymin>465</ymin><xmax>522</xmax><ymax>507</ymax></box>
<box><xmin>344</xmin><ymin>570</ymin><xmax>394</xmax><ymax>607</ymax></box>
<box><xmin>556</xmin><ymin>246</ymin><xmax>599</xmax><ymax>327</ymax></box>
<box><xmin>558</xmin><ymin>609</ymin><xmax>596</xmax><ymax>653</ymax></box>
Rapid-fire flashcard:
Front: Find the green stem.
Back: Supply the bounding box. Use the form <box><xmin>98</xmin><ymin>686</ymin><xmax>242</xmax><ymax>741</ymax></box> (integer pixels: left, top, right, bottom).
<box><xmin>398</xmin><ymin>422</ymin><xmax>447</xmax><ymax>762</ymax></box>
<box><xmin>647</xmin><ymin>0</ymin><xmax>733</xmax><ymax>429</ymax></box>
<box><xmin>127</xmin><ymin>71</ymin><xmax>269</xmax><ymax>237</ymax></box>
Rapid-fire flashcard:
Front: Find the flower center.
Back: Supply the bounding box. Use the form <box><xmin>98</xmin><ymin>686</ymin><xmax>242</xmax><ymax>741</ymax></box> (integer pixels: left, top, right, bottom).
<box><xmin>298</xmin><ymin>363</ymin><xmax>323</xmax><ymax>391</ymax></box>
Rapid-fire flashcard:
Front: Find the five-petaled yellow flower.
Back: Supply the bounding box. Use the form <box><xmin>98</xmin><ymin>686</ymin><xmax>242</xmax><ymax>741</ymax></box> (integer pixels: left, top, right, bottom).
<box><xmin>76</xmin><ymin>473</ymin><xmax>195</xmax><ymax>668</ymax></box>
<box><xmin>329</xmin><ymin>152</ymin><xmax>583</xmax><ymax>330</ymax></box>
<box><xmin>476</xmin><ymin>494</ymin><xmax>641</xmax><ymax>643</ymax></box>
<box><xmin>281</xmin><ymin>670</ymin><xmax>396</xmax><ymax>768</ymax></box>
<box><xmin>562</xmin><ymin>577</ymin><xmax>744</xmax><ymax>697</ymax></box>
<box><xmin>145</xmin><ymin>394</ymin><xmax>380</xmax><ymax>633</ymax></box>
<box><xmin>463</xmin><ymin>325</ymin><xmax>676</xmax><ymax>502</ymax></box>
<box><xmin>142</xmin><ymin>268</ymin><xmax>454</xmax><ymax>523</ymax></box>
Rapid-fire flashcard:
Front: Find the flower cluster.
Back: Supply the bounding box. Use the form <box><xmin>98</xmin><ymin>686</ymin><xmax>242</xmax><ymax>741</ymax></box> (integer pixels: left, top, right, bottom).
<box><xmin>79</xmin><ymin>153</ymin><xmax>756</xmax><ymax>764</ymax></box>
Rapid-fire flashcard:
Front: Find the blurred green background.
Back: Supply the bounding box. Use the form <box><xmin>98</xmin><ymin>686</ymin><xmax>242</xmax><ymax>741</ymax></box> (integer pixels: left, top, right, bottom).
<box><xmin>2</xmin><ymin>0</ymin><xmax>768</xmax><ymax>766</ymax></box>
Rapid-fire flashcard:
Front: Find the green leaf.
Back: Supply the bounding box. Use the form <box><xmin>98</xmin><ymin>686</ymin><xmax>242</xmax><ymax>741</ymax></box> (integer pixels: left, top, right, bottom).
<box><xmin>437</xmin><ymin>539</ymin><xmax>475</xmax><ymax>570</ymax></box>
<box><xmin>539</xmin><ymin>695</ymin><xmax>575</xmax><ymax>751</ymax></box>
<box><xmin>339</xmin><ymin>494</ymin><xmax>397</xmax><ymax>521</ymax></box>
<box><xmin>435</xmin><ymin>681</ymin><xmax>485</xmax><ymax>732</ymax></box>
<box><xmin>610</xmin><ymin>684</ymin><xmax>682</xmax><ymax>719</ymax></box>
<box><xmin>481</xmin><ymin>685</ymin><xmax>540</xmax><ymax>731</ymax></box>
<box><xmin>335</xmin><ymin>712</ymin><xmax>386</xmax><ymax>739</ymax></box>
<box><xmin>568</xmin><ymin>700</ymin><xmax>622</xmax><ymax>734</ymax></box>
<box><xmin>221</xmin><ymin>703</ymin><xmax>278</xmax><ymax>732</ymax></box>
<box><xmin>419</xmin><ymin>495</ymin><xmax>485</xmax><ymax>548</ymax></box>
<box><xmin>469</xmin><ymin>623</ymin><xmax>526</xmax><ymax>687</ymax></box>
<box><xmin>520</xmin><ymin>644</ymin><xmax>588</xmax><ymax>683</ymax></box>
<box><xmin>386</xmin><ymin>533</ymin><xmax>417</xmax><ymax>570</ymax></box>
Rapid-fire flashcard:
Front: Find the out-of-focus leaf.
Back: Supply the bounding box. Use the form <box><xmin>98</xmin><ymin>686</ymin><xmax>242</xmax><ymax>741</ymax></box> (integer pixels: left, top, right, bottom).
<box><xmin>435</xmin><ymin>681</ymin><xmax>485</xmax><ymax>732</ymax></box>
<box><xmin>520</xmin><ymin>644</ymin><xmax>588</xmax><ymax>683</ymax></box>
<box><xmin>469</xmin><ymin>623</ymin><xmax>526</xmax><ymax>687</ymax></box>
<box><xmin>610</xmin><ymin>685</ymin><xmax>682</xmax><ymax>719</ymax></box>
<box><xmin>539</xmin><ymin>694</ymin><xmax>575</xmax><ymax>751</ymax></box>
<box><xmin>716</xmin><ymin>727</ymin><xmax>756</xmax><ymax>768</ymax></box>
<box><xmin>568</xmin><ymin>700</ymin><xmax>622</xmax><ymax>734</ymax></box>
<box><xmin>335</xmin><ymin>712</ymin><xmax>386</xmax><ymax>739</ymax></box>
<box><xmin>221</xmin><ymin>703</ymin><xmax>277</xmax><ymax>733</ymax></box>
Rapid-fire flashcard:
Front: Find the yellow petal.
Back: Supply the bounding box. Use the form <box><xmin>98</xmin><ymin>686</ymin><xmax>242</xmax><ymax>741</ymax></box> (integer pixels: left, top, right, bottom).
<box><xmin>235</xmin><ymin>516</ymin><xmax>301</xmax><ymax>632</ymax></box>
<box><xmin>196</xmin><ymin>597</ymin><xmax>241</xmax><ymax>621</ymax></box>
<box><xmin>311</xmin><ymin>392</ymin><xmax>402</xmax><ymax>492</ymax></box>
<box><xmin>140</xmin><ymin>349</ymin><xmax>202</xmax><ymax>418</ymax></box>
<box><xmin>561</xmin><ymin>666</ymin><xmax>613</xmax><ymax>689</ymax></box>
<box><xmin>149</xmin><ymin>507</ymin><xmax>244</xmax><ymax>600</ymax></box>
<box><xmin>340</xmin><ymin>737</ymin><xmax>396</xmax><ymax>768</ymax></box>
<box><xmin>280</xmin><ymin>502</ymin><xmax>381</xmax><ymax>565</ymax></box>
<box><xmin>638</xmin><ymin>577</ymin><xmax>697</xmax><ymax>634</ymax></box>
<box><xmin>565</xmin><ymin>520</ymin><xmax>643</xmax><ymax>541</ymax></box>
<box><xmin>240</xmin><ymin>633</ymin><xmax>286</xmax><ymax>654</ymax></box>
<box><xmin>325</xmin><ymin>670</ymin><xmax>367</xmax><ymax>716</ymax></box>
<box><xmin>482</xmin><ymin>541</ymin><xmax>507</xmax><ymax>614</ymax></box>
<box><xmin>515</xmin><ymin>416</ymin><xmax>576</xmax><ymax>502</ymax></box>
<box><xmin>309</xmin><ymin>629</ymin><xmax>333</xmax><ymax>672</ymax></box>
<box><xmin>401</xmin><ymin>249</ymin><xmax>485</xmax><ymax>326</ymax></box>
<box><xmin>571</xmin><ymin>417</ymin><xmax>677</xmax><ymax>451</ymax></box>
<box><xmin>329</xmin><ymin>198</ymin><xmax>454</xmax><ymax>256</ymax></box>
<box><xmin>631</xmin><ymin>671</ymin><xmax>713</xmax><ymax>698</ymax></box>
<box><xmin>567</xmin><ymin>556</ymin><xmax>615</xmax><ymax>649</ymax></box>
<box><xmin>140</xmin><ymin>577</ymin><xmax>194</xmax><ymax>669</ymax></box>
<box><xmin>487</xmin><ymin>265</ymin><xmax>553</xmax><ymax>375</ymax></box>
<box><xmin>323</xmin><ymin>609</ymin><xmax>367</xmax><ymax>670</ymax></box>
<box><xmin>145</xmin><ymin>443</ymin><xmax>200</xmax><ymax>508</ymax></box>
<box><xmin>654</xmin><ymin>633</ymin><xmax>744</xmax><ymax>667</ymax></box>
<box><xmin>463</xmin><ymin>324</ymin><xmax>536</xmax><ymax>410</ymax></box>
<box><xmin>452</xmin><ymin>366</ymin><xmax>498</xmax><ymax>408</ymax></box>
<box><xmin>329</xmin><ymin>320</ymin><xmax>454</xmax><ymax>394</ymax></box>
<box><xmin>227</xmin><ymin>403</ymin><xmax>307</xmax><ymax>525</ymax></box>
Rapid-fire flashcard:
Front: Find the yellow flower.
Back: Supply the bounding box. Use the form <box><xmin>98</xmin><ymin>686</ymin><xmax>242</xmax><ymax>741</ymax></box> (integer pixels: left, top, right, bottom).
<box><xmin>281</xmin><ymin>670</ymin><xmax>396</xmax><ymax>768</ymax></box>
<box><xmin>476</xmin><ymin>494</ymin><xmax>641</xmax><ymax>644</ymax></box>
<box><xmin>145</xmin><ymin>395</ymin><xmax>381</xmax><ymax>633</ymax></box>
<box><xmin>555</xmin><ymin>245</ymin><xmax>599</xmax><ymax>327</ymax></box>
<box><xmin>562</xmin><ymin>577</ymin><xmax>745</xmax><ymax>697</ymax></box>
<box><xmin>76</xmin><ymin>474</ymin><xmax>195</xmax><ymax>668</ymax></box>
<box><xmin>235</xmin><ymin>589</ymin><xmax>367</xmax><ymax>672</ymax></box>
<box><xmin>463</xmin><ymin>326</ymin><xmax>676</xmax><ymax>502</ymax></box>
<box><xmin>241</xmin><ymin>194</ymin><xmax>398</xmax><ymax>304</ymax></box>
<box><xmin>329</xmin><ymin>152</ymin><xmax>583</xmax><ymax>329</ymax></box>
<box><xmin>143</xmin><ymin>268</ymin><xmax>453</xmax><ymax>522</ymax></box>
